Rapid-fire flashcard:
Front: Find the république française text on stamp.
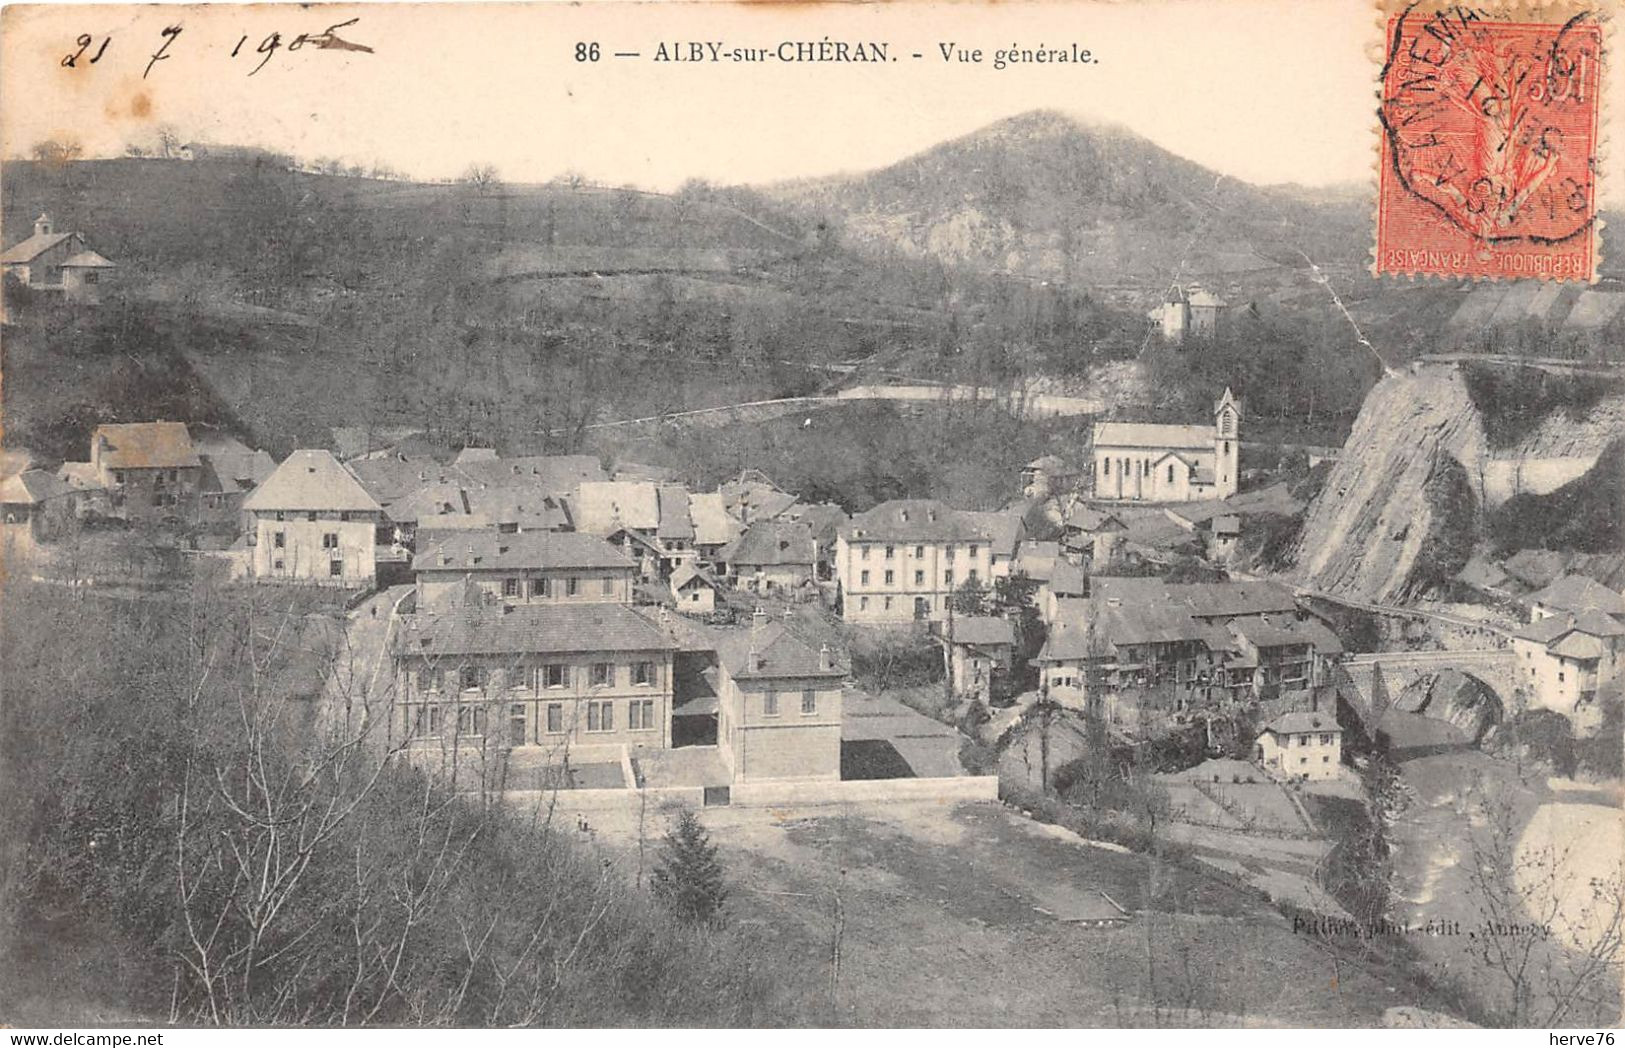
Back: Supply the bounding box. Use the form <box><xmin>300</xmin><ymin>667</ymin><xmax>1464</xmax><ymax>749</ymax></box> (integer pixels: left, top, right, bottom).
<box><xmin>1375</xmin><ymin>2</ymin><xmax>1606</xmax><ymax>281</ymax></box>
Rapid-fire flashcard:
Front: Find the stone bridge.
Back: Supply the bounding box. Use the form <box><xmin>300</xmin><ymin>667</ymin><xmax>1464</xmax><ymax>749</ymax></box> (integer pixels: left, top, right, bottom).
<box><xmin>1338</xmin><ymin>649</ymin><xmax>1519</xmax><ymax>727</ymax></box>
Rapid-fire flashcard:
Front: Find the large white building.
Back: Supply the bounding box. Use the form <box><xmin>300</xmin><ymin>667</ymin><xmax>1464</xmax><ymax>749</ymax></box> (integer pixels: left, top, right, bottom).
<box><xmin>1092</xmin><ymin>388</ymin><xmax>1240</xmax><ymax>502</ymax></box>
<box><xmin>244</xmin><ymin>450</ymin><xmax>384</xmax><ymax>586</ymax></box>
<box><xmin>835</xmin><ymin>499</ymin><xmax>1005</xmax><ymax>624</ymax></box>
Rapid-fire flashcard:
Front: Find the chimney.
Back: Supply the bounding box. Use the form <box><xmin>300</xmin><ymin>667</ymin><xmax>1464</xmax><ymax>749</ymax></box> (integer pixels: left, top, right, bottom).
<box><xmin>748</xmin><ymin>645</ymin><xmax>764</xmax><ymax>673</ymax></box>
<box><xmin>752</xmin><ymin>606</ymin><xmax>768</xmax><ymax>631</ymax></box>
<box><xmin>818</xmin><ymin>643</ymin><xmax>833</xmax><ymax>672</ymax></box>
<box><xmin>782</xmin><ymin>606</ymin><xmax>794</xmax><ymax>622</ymax></box>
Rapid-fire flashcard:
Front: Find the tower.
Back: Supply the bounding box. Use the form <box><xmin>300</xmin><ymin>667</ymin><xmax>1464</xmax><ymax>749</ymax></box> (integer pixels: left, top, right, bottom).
<box><xmin>1213</xmin><ymin>387</ymin><xmax>1241</xmax><ymax>499</ymax></box>
<box><xmin>33</xmin><ymin>214</ymin><xmax>52</xmax><ymax>238</ymax></box>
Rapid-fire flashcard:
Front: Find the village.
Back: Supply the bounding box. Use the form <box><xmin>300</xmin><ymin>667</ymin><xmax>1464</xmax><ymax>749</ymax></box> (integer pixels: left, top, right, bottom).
<box><xmin>3</xmin><ymin>108</ymin><xmax>1622</xmax><ymax>1026</ymax></box>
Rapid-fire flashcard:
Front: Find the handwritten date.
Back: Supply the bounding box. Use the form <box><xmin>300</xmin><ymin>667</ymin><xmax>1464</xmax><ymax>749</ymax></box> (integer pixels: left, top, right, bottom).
<box><xmin>60</xmin><ymin>18</ymin><xmax>374</xmax><ymax>79</ymax></box>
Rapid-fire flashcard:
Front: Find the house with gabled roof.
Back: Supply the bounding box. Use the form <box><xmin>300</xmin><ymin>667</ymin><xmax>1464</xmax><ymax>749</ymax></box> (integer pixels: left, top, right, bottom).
<box><xmin>1512</xmin><ymin>605</ymin><xmax>1625</xmax><ymax>721</ymax></box>
<box><xmin>717</xmin><ymin>519</ymin><xmax>819</xmax><ymax>594</ymax></box>
<box><xmin>83</xmin><ymin>421</ymin><xmax>203</xmax><ymax>523</ymax></box>
<box><xmin>1</xmin><ymin>213</ymin><xmax>116</xmax><ymax>304</ymax></box>
<box><xmin>670</xmin><ymin>563</ymin><xmax>723</xmax><ymax>615</ymax></box>
<box><xmin>1254</xmin><ymin>710</ymin><xmax>1341</xmax><ymax>781</ymax></box>
<box><xmin>835</xmin><ymin>499</ymin><xmax>1001</xmax><ymax>623</ymax></box>
<box><xmin>940</xmin><ymin>615</ymin><xmax>1016</xmax><ymax>703</ymax></box>
<box><xmin>412</xmin><ymin>529</ymin><xmax>636</xmax><ymax>610</ymax></box>
<box><xmin>0</xmin><ymin>469</ymin><xmax>78</xmax><ymax>542</ymax></box>
<box><xmin>244</xmin><ymin>450</ymin><xmax>384</xmax><ymax>585</ymax></box>
<box><xmin>713</xmin><ymin>609</ymin><xmax>844</xmax><ymax>783</ymax></box>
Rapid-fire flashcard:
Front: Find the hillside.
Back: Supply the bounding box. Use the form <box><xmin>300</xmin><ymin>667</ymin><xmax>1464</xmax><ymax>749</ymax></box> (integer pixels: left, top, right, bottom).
<box><xmin>766</xmin><ymin>110</ymin><xmax>1368</xmax><ymax>289</ymax></box>
<box><xmin>1287</xmin><ymin>360</ymin><xmax>1625</xmax><ymax>604</ymax></box>
<box><xmin>3</xmin><ymin>157</ymin><xmax>1074</xmax><ymax>458</ymax></box>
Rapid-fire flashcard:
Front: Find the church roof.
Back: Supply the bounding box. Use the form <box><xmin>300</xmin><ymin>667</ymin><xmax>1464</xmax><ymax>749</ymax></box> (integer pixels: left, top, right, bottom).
<box><xmin>1093</xmin><ymin>422</ymin><xmax>1214</xmax><ymax>450</ymax></box>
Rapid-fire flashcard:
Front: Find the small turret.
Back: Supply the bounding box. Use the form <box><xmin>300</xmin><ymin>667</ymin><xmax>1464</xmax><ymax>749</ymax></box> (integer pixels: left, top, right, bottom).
<box><xmin>34</xmin><ymin>214</ymin><xmax>52</xmax><ymax>238</ymax></box>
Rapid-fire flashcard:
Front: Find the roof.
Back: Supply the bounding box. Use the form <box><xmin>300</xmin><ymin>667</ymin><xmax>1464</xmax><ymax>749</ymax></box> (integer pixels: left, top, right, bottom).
<box><xmin>1025</xmin><ymin>454</ymin><xmax>1072</xmax><ymax>472</ymax></box>
<box><xmin>0</xmin><ymin>229</ymin><xmax>76</xmax><ymax>264</ymax></box>
<box><xmin>656</xmin><ymin>485</ymin><xmax>695</xmax><ymax>540</ymax></box>
<box><xmin>574</xmin><ymin>481</ymin><xmax>660</xmax><ymax>534</ymax></box>
<box><xmin>243</xmin><ymin>450</ymin><xmax>383</xmax><ymax>513</ymax></box>
<box><xmin>1529</xmin><ymin>575</ymin><xmax>1625</xmax><ymax>618</ymax></box>
<box><xmin>455</xmin><ymin>454</ymin><xmax>606</xmax><ymax>495</ymax></box>
<box><xmin>671</xmin><ymin>564</ymin><xmax>722</xmax><ymax>591</ymax></box>
<box><xmin>689</xmin><ymin>492</ymin><xmax>744</xmax><ymax>547</ymax></box>
<box><xmin>415</xmin><ymin>530</ymin><xmax>633</xmax><ymax>572</ymax></box>
<box><xmin>1050</xmin><ymin>559</ymin><xmax>1088</xmax><ymax>596</ymax></box>
<box><xmin>347</xmin><ymin>455</ymin><xmax>455</xmax><ymax>507</ymax></box>
<box><xmin>59</xmin><ymin>249</ymin><xmax>115</xmax><ymax>269</ymax></box>
<box><xmin>718</xmin><ymin>473</ymin><xmax>797</xmax><ymax>524</ymax></box>
<box><xmin>1093</xmin><ymin>421</ymin><xmax>1214</xmax><ymax>451</ymax></box>
<box><xmin>93</xmin><ymin>422</ymin><xmax>200</xmax><ymax>470</ymax></box>
<box><xmin>398</xmin><ymin>602</ymin><xmax>677</xmax><ymax>657</ymax></box>
<box><xmin>719</xmin><ymin>519</ymin><xmax>817</xmax><ymax>568</ymax></box>
<box><xmin>843</xmin><ymin>499</ymin><xmax>990</xmax><ymax>543</ymax></box>
<box><xmin>714</xmin><ymin>620</ymin><xmax>843</xmax><ymax>680</ymax></box>
<box><xmin>946</xmin><ymin>616</ymin><xmax>1015</xmax><ymax>648</ymax></box>
<box><xmin>1016</xmin><ymin>540</ymin><xmax>1060</xmax><ymax>581</ymax></box>
<box><xmin>1262</xmin><ymin>711</ymin><xmax>1339</xmax><ymax>737</ymax></box>
<box><xmin>453</xmin><ymin>447</ymin><xmax>499</xmax><ymax>464</ymax></box>
<box><xmin>1090</xmin><ymin>577</ymin><xmax>1298</xmax><ymax>620</ymax></box>
<box><xmin>1063</xmin><ymin>506</ymin><xmax>1128</xmax><ymax>533</ymax></box>
<box><xmin>1550</xmin><ymin>632</ymin><xmax>1607</xmax><ymax>660</ymax></box>
<box><xmin>194</xmin><ymin>434</ymin><xmax>277</xmax><ymax>492</ymax></box>
<box><xmin>1457</xmin><ymin>555</ymin><xmax>1511</xmax><ymax>591</ymax></box>
<box><xmin>1211</xmin><ymin>515</ymin><xmax>1242</xmax><ymax>535</ymax></box>
<box><xmin>56</xmin><ymin>461</ymin><xmax>102</xmax><ymax>491</ymax></box>
<box><xmin>1232</xmin><ymin>616</ymin><xmax>1342</xmax><ymax>654</ymax></box>
<box><xmin>779</xmin><ymin>502</ymin><xmax>849</xmax><ymax>545</ymax></box>
<box><xmin>956</xmin><ymin>510</ymin><xmax>1025</xmax><ymax>557</ymax></box>
<box><xmin>0</xmin><ymin>469</ymin><xmax>74</xmax><ymax>504</ymax></box>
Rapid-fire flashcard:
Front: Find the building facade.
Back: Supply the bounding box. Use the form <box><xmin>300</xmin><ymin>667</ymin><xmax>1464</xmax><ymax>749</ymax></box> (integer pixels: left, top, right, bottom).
<box><xmin>835</xmin><ymin>500</ymin><xmax>998</xmax><ymax>624</ymax></box>
<box><xmin>244</xmin><ymin>450</ymin><xmax>384</xmax><ymax>585</ymax></box>
<box><xmin>714</xmin><ymin>617</ymin><xmax>844</xmax><ymax>783</ymax></box>
<box><xmin>1092</xmin><ymin>389</ymin><xmax>1240</xmax><ymax>502</ymax></box>
<box><xmin>1255</xmin><ymin>711</ymin><xmax>1342</xmax><ymax>781</ymax></box>
<box><xmin>413</xmin><ymin>530</ymin><xmax>637</xmax><ymax>610</ymax></box>
<box><xmin>86</xmin><ymin>422</ymin><xmax>203</xmax><ymax>524</ymax></box>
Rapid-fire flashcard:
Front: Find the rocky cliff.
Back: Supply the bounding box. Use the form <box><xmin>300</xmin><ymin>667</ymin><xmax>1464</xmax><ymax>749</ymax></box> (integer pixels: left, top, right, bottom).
<box><xmin>1288</xmin><ymin>360</ymin><xmax>1625</xmax><ymax>605</ymax></box>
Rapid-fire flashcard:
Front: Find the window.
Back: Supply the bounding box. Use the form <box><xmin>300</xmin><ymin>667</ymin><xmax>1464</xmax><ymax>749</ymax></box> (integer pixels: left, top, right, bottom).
<box><xmin>860</xmin><ymin>545</ymin><xmax>871</xmax><ymax>560</ymax></box>
<box><xmin>273</xmin><ymin>531</ymin><xmax>285</xmax><ymax>549</ymax></box>
<box><xmin>945</xmin><ymin>570</ymin><xmax>954</xmax><ymax>585</ymax></box>
<box><xmin>322</xmin><ymin>532</ymin><xmax>339</xmax><ymax>549</ymax></box>
<box><xmin>914</xmin><ymin>545</ymin><xmax>924</xmax><ymax>559</ymax></box>
<box><xmin>509</xmin><ymin>704</ymin><xmax>527</xmax><ymax>747</ymax></box>
<box><xmin>460</xmin><ymin>665</ymin><xmax>485</xmax><ymax>691</ymax></box>
<box><xmin>1323</xmin><ymin>756</ymin><xmax>1330</xmax><ymax>763</ymax></box>
<box><xmin>545</xmin><ymin>703</ymin><xmax>563</xmax><ymax>733</ymax></box>
<box><xmin>169</xmin><ymin>470</ymin><xmax>178</xmax><ymax>483</ymax></box>
<box><xmin>629</xmin><ymin>699</ymin><xmax>655</xmax><ymax>730</ymax></box>
<box><xmin>885</xmin><ymin>546</ymin><xmax>895</xmax><ymax>560</ymax></box>
<box><xmin>329</xmin><ymin>560</ymin><xmax>343</xmax><ymax>577</ymax></box>
<box><xmin>112</xmin><ymin>470</ymin><xmax>125</xmax><ymax>485</ymax></box>
<box><xmin>763</xmin><ymin>691</ymin><xmax>779</xmax><ymax>717</ymax></box>
<box><xmin>1224</xmin><ymin>441</ymin><xmax>1231</xmax><ymax>455</ymax></box>
<box><xmin>601</xmin><ymin>577</ymin><xmax>615</xmax><ymax>596</ymax></box>
<box><xmin>456</xmin><ymin>705</ymin><xmax>487</xmax><ymax>736</ymax></box>
<box><xmin>1101</xmin><ymin>459</ymin><xmax>1109</xmax><ymax>477</ymax></box>
<box><xmin>946</xmin><ymin>545</ymin><xmax>956</xmax><ymax>560</ymax></box>
<box><xmin>1167</xmin><ymin>464</ymin><xmax>1175</xmax><ymax>483</ymax></box>
<box><xmin>532</xmin><ymin>577</ymin><xmax>550</xmax><ymax>597</ymax></box>
<box><xmin>272</xmin><ymin>559</ymin><xmax>284</xmax><ymax>571</ymax></box>
<box><xmin>969</xmin><ymin>545</ymin><xmax>979</xmax><ymax>558</ymax></box>
<box><xmin>884</xmin><ymin>570</ymin><xmax>895</xmax><ymax>585</ymax></box>
<box><xmin>913</xmin><ymin>570</ymin><xmax>925</xmax><ymax>586</ymax></box>
<box><xmin>884</xmin><ymin>596</ymin><xmax>893</xmax><ymax>610</ymax></box>
<box><xmin>307</xmin><ymin>511</ymin><xmax>317</xmax><ymax>522</ymax></box>
<box><xmin>567</xmin><ymin>577</ymin><xmax>579</xmax><ymax>596</ymax></box>
<box><xmin>590</xmin><ymin>662</ymin><xmax>611</xmax><ymax>687</ymax></box>
<box><xmin>586</xmin><ymin>701</ymin><xmax>614</xmax><ymax>732</ymax></box>
<box><xmin>632</xmin><ymin>661</ymin><xmax>654</xmax><ymax>686</ymax></box>
<box><xmin>340</xmin><ymin>511</ymin><xmax>350</xmax><ymax>522</ymax></box>
<box><xmin>1319</xmin><ymin>734</ymin><xmax>1332</xmax><ymax>745</ymax></box>
<box><xmin>968</xmin><ymin>569</ymin><xmax>979</xmax><ymax>583</ymax></box>
<box><xmin>275</xmin><ymin>510</ymin><xmax>285</xmax><ymax>521</ymax></box>
<box><xmin>502</xmin><ymin>578</ymin><xmax>520</xmax><ymax>597</ymax></box>
<box><xmin>411</xmin><ymin>704</ymin><xmax>441</xmax><ymax>738</ymax></box>
<box><xmin>801</xmin><ymin>689</ymin><xmax>817</xmax><ymax>715</ymax></box>
<box><xmin>859</xmin><ymin>596</ymin><xmax>869</xmax><ymax>610</ymax></box>
<box><xmin>1559</xmin><ymin>672</ymin><xmax>1565</xmax><ymax>682</ymax></box>
<box><xmin>84</xmin><ymin>271</ymin><xmax>99</xmax><ymax>285</ymax></box>
<box><xmin>1299</xmin><ymin>757</ymin><xmax>1308</xmax><ymax>766</ymax></box>
<box><xmin>860</xmin><ymin>570</ymin><xmax>870</xmax><ymax>585</ymax></box>
<box><xmin>538</xmin><ymin>664</ymin><xmax>568</xmax><ymax>689</ymax></box>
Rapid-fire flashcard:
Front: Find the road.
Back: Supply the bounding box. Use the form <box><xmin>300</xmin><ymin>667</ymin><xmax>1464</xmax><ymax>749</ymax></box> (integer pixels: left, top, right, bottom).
<box><xmin>319</xmin><ymin>584</ymin><xmax>414</xmax><ymax>746</ymax></box>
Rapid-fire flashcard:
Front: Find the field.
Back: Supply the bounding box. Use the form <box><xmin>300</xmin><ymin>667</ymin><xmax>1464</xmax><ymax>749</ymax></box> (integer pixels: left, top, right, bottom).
<box><xmin>610</xmin><ymin>800</ymin><xmax>1460</xmax><ymax>1026</ymax></box>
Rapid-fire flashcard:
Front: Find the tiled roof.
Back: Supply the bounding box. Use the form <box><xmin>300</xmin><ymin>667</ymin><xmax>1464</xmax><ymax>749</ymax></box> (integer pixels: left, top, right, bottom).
<box><xmin>1263</xmin><ymin>711</ymin><xmax>1338</xmax><ymax>737</ymax></box>
<box><xmin>56</xmin><ymin>462</ymin><xmax>102</xmax><ymax>491</ymax></box>
<box><xmin>1050</xmin><ymin>560</ymin><xmax>1088</xmax><ymax>596</ymax></box>
<box><xmin>398</xmin><ymin>602</ymin><xmax>677</xmax><ymax>657</ymax></box>
<box><xmin>1063</xmin><ymin>506</ymin><xmax>1127</xmax><ymax>533</ymax></box>
<box><xmin>243</xmin><ymin>450</ymin><xmax>383</xmax><ymax>513</ymax></box>
<box><xmin>1016</xmin><ymin>540</ymin><xmax>1060</xmax><ymax>581</ymax></box>
<box><xmin>779</xmin><ymin>502</ymin><xmax>849</xmax><ymax>545</ymax></box>
<box><xmin>93</xmin><ymin>422</ymin><xmax>200</xmax><ymax>469</ymax></box>
<box><xmin>720</xmin><ymin>520</ymin><xmax>817</xmax><ymax>568</ymax></box>
<box><xmin>0</xmin><ymin>230</ymin><xmax>76</xmax><ymax>264</ymax></box>
<box><xmin>1550</xmin><ymin>632</ymin><xmax>1607</xmax><ymax>660</ymax></box>
<box><xmin>956</xmin><ymin>510</ymin><xmax>1025</xmax><ymax>557</ymax></box>
<box><xmin>194</xmin><ymin>434</ymin><xmax>276</xmax><ymax>492</ymax></box>
<box><xmin>574</xmin><ymin>481</ymin><xmax>661</xmax><ymax>533</ymax></box>
<box><xmin>1025</xmin><ymin>454</ymin><xmax>1071</xmax><ymax>471</ymax></box>
<box><xmin>347</xmin><ymin>455</ymin><xmax>456</xmax><ymax>507</ymax></box>
<box><xmin>714</xmin><ymin>620</ymin><xmax>843</xmax><ymax>681</ymax></box>
<box><xmin>60</xmin><ymin>249</ymin><xmax>115</xmax><ymax>269</ymax></box>
<box><xmin>1529</xmin><ymin>574</ymin><xmax>1625</xmax><ymax>618</ymax></box>
<box><xmin>0</xmin><ymin>469</ymin><xmax>74</xmax><ymax>504</ymax></box>
<box><xmin>688</xmin><ymin>492</ymin><xmax>743</xmax><ymax>547</ymax></box>
<box><xmin>414</xmin><ymin>529</ymin><xmax>633</xmax><ymax>572</ymax></box>
<box><xmin>947</xmin><ymin>616</ymin><xmax>1015</xmax><ymax>647</ymax></box>
<box><xmin>671</xmin><ymin>564</ymin><xmax>722</xmax><ymax>591</ymax></box>
<box><xmin>456</xmin><ymin>454</ymin><xmax>606</xmax><ymax>495</ymax></box>
<box><xmin>656</xmin><ymin>485</ymin><xmax>696</xmax><ymax>540</ymax></box>
<box><xmin>1093</xmin><ymin>421</ymin><xmax>1214</xmax><ymax>450</ymax></box>
<box><xmin>843</xmin><ymin>500</ymin><xmax>990</xmax><ymax>543</ymax></box>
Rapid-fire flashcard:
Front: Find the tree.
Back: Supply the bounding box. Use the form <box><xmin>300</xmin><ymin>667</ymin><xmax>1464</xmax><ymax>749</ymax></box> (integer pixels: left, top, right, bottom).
<box><xmin>650</xmin><ymin>809</ymin><xmax>727</xmax><ymax>925</ymax></box>
<box><xmin>462</xmin><ymin>163</ymin><xmax>501</xmax><ymax>193</ymax></box>
<box><xmin>949</xmin><ymin>577</ymin><xmax>989</xmax><ymax>617</ymax></box>
<box><xmin>30</xmin><ymin>139</ymin><xmax>83</xmax><ymax>164</ymax></box>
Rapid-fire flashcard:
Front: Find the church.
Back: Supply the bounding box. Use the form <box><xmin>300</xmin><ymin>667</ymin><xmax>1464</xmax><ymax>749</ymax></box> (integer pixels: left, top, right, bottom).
<box><xmin>1092</xmin><ymin>389</ymin><xmax>1240</xmax><ymax>502</ymax></box>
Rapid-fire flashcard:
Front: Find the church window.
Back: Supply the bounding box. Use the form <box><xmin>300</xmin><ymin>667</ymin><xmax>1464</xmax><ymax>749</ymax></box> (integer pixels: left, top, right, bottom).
<box><xmin>1167</xmin><ymin>464</ymin><xmax>1175</xmax><ymax>483</ymax></box>
<box><xmin>1102</xmin><ymin>458</ymin><xmax>1109</xmax><ymax>477</ymax></box>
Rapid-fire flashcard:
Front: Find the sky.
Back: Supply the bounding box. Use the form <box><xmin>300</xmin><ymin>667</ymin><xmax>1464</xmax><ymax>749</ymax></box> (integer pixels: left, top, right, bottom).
<box><xmin>2</xmin><ymin>0</ymin><xmax>1621</xmax><ymax>196</ymax></box>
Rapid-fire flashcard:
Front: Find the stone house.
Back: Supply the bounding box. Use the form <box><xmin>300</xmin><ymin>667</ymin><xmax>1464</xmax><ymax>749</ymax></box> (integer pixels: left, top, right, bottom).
<box><xmin>87</xmin><ymin>422</ymin><xmax>203</xmax><ymax>524</ymax></box>
<box><xmin>941</xmin><ymin>616</ymin><xmax>1016</xmax><ymax>704</ymax></box>
<box><xmin>412</xmin><ymin>529</ymin><xmax>637</xmax><ymax>611</ymax></box>
<box><xmin>244</xmin><ymin>450</ymin><xmax>384</xmax><ymax>586</ymax></box>
<box><xmin>1255</xmin><ymin>711</ymin><xmax>1342</xmax><ymax>782</ymax></box>
<box><xmin>717</xmin><ymin>519</ymin><xmax>818</xmax><ymax>594</ymax></box>
<box><xmin>1</xmin><ymin>214</ymin><xmax>116</xmax><ymax>304</ymax></box>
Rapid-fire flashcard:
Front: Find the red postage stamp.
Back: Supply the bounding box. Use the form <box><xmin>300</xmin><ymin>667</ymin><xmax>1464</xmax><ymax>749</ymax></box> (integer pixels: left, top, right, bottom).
<box><xmin>1375</xmin><ymin>4</ymin><xmax>1604</xmax><ymax>282</ymax></box>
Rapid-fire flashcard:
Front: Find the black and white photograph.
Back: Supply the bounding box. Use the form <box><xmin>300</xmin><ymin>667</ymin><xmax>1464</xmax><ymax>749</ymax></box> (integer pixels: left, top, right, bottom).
<box><xmin>0</xmin><ymin>0</ymin><xmax>1621</xmax><ymax>1034</ymax></box>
